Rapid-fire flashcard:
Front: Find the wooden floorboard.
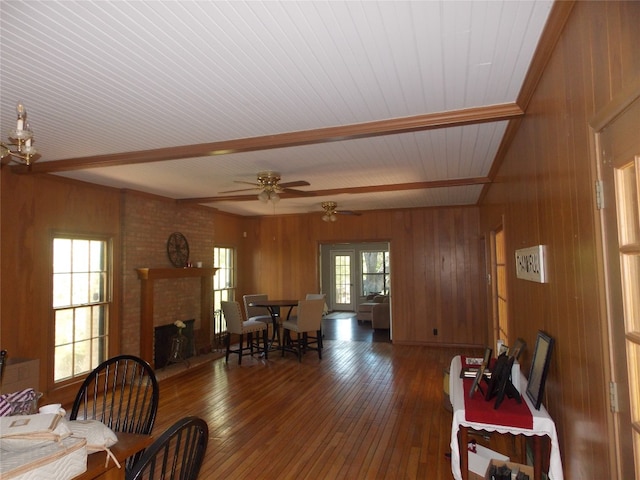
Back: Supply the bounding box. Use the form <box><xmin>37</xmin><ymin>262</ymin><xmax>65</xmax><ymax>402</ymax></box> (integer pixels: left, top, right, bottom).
<box><xmin>150</xmin><ymin>331</ymin><xmax>488</xmax><ymax>480</ymax></box>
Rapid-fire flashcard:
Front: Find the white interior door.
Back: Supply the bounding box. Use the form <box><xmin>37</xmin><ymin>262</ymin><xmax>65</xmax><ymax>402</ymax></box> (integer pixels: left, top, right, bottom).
<box><xmin>330</xmin><ymin>250</ymin><xmax>355</xmax><ymax>311</ymax></box>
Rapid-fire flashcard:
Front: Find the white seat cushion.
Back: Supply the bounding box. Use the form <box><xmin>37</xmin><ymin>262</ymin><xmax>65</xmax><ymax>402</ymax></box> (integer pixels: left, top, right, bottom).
<box><xmin>242</xmin><ymin>319</ymin><xmax>268</xmax><ymax>333</ymax></box>
<box><xmin>248</xmin><ymin>315</ymin><xmax>272</xmax><ymax>323</ymax></box>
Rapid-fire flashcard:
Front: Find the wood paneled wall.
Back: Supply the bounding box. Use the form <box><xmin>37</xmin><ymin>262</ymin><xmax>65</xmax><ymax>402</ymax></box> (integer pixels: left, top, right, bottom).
<box><xmin>243</xmin><ymin>206</ymin><xmax>485</xmax><ymax>346</ymax></box>
<box><xmin>0</xmin><ymin>170</ymin><xmax>122</xmax><ymax>401</ymax></box>
<box><xmin>479</xmin><ymin>2</ymin><xmax>640</xmax><ymax>478</ymax></box>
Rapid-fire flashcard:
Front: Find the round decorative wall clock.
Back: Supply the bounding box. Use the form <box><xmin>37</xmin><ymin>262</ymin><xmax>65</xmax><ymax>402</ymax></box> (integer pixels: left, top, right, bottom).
<box><xmin>166</xmin><ymin>232</ymin><xmax>190</xmax><ymax>267</ymax></box>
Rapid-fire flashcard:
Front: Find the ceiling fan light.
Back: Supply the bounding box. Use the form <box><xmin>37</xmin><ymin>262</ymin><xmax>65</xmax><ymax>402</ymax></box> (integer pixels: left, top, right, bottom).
<box><xmin>270</xmin><ymin>192</ymin><xmax>280</xmax><ymax>203</ymax></box>
<box><xmin>258</xmin><ymin>190</ymin><xmax>269</xmax><ymax>202</ymax></box>
<box><xmin>330</xmin><ymin>214</ymin><xmax>337</xmax><ymax>222</ymax></box>
<box><xmin>322</xmin><ymin>214</ymin><xmax>330</xmax><ymax>222</ymax></box>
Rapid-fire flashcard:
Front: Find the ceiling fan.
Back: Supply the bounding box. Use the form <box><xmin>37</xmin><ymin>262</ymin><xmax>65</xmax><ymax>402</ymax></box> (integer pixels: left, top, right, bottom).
<box><xmin>321</xmin><ymin>201</ymin><xmax>361</xmax><ymax>222</ymax></box>
<box><xmin>220</xmin><ymin>171</ymin><xmax>310</xmax><ymax>203</ymax></box>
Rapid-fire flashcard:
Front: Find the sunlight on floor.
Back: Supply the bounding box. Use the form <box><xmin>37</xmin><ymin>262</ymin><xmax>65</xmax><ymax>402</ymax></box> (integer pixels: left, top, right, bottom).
<box><xmin>335</xmin><ymin>318</ymin><xmax>355</xmax><ymax>341</ymax></box>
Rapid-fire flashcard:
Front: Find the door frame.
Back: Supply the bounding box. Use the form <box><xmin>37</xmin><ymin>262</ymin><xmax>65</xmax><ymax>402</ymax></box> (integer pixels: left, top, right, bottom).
<box><xmin>320</xmin><ymin>241</ymin><xmax>391</xmax><ymax>313</ymax></box>
<box><xmin>329</xmin><ymin>249</ymin><xmax>356</xmax><ymax>311</ymax></box>
<box><xmin>589</xmin><ymin>83</ymin><xmax>640</xmax><ymax>479</ymax></box>
<box><xmin>487</xmin><ymin>218</ymin><xmax>507</xmax><ymax>353</ymax></box>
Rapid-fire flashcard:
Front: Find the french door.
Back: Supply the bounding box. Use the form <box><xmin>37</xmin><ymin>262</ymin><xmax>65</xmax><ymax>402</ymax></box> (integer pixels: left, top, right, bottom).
<box><xmin>330</xmin><ymin>250</ymin><xmax>355</xmax><ymax>311</ymax></box>
<box><xmin>595</xmin><ymin>92</ymin><xmax>640</xmax><ymax>478</ymax></box>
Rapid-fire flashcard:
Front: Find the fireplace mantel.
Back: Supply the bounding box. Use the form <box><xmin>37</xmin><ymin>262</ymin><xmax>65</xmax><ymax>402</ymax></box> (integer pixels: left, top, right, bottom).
<box><xmin>136</xmin><ymin>267</ymin><xmax>218</xmax><ymax>366</ymax></box>
<box><xmin>136</xmin><ymin>267</ymin><xmax>217</xmax><ymax>280</ymax></box>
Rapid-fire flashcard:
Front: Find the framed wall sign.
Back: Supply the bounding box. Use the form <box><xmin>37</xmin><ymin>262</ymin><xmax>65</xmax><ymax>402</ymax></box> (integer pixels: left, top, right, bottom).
<box><xmin>515</xmin><ymin>245</ymin><xmax>548</xmax><ymax>283</ymax></box>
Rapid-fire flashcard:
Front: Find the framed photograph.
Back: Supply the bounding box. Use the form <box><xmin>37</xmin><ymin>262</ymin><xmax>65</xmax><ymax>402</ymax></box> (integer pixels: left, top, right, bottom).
<box><xmin>509</xmin><ymin>338</ymin><xmax>526</xmax><ymax>361</ymax></box>
<box><xmin>467</xmin><ymin>346</ymin><xmax>492</xmax><ymax>398</ymax></box>
<box><xmin>461</xmin><ymin>346</ymin><xmax>493</xmax><ymax>379</ymax></box>
<box><xmin>468</xmin><ymin>363</ymin><xmax>486</xmax><ymax>398</ymax></box>
<box><xmin>526</xmin><ymin>331</ymin><xmax>555</xmax><ymax>410</ymax></box>
<box><xmin>484</xmin><ymin>352</ymin><xmax>510</xmax><ymax>402</ymax></box>
<box><xmin>486</xmin><ymin>352</ymin><xmax>521</xmax><ymax>408</ymax></box>
<box><xmin>493</xmin><ymin>355</ymin><xmax>518</xmax><ymax>409</ymax></box>
<box><xmin>482</xmin><ymin>346</ymin><xmax>493</xmax><ymax>367</ymax></box>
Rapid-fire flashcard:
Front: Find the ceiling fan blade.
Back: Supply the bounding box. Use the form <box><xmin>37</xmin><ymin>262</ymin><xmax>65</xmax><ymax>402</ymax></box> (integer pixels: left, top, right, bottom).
<box><xmin>219</xmin><ymin>186</ymin><xmax>259</xmax><ymax>193</ymax></box>
<box><xmin>279</xmin><ymin>180</ymin><xmax>310</xmax><ymax>188</ymax></box>
<box><xmin>220</xmin><ymin>176</ymin><xmax>309</xmax><ymax>196</ymax></box>
<box><xmin>202</xmin><ymin>194</ymin><xmax>260</xmax><ymax>202</ymax></box>
<box><xmin>336</xmin><ymin>210</ymin><xmax>361</xmax><ymax>216</ymax></box>
<box><xmin>282</xmin><ymin>187</ymin><xmax>314</xmax><ymax>196</ymax></box>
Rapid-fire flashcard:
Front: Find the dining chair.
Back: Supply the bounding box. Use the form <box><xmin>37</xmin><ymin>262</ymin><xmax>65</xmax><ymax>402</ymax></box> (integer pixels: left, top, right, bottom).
<box><xmin>305</xmin><ymin>293</ymin><xmax>328</xmax><ymax>349</ymax></box>
<box><xmin>70</xmin><ymin>354</ymin><xmax>159</xmax><ymax>470</ymax></box>
<box><xmin>221</xmin><ymin>301</ymin><xmax>269</xmax><ymax>364</ymax></box>
<box><xmin>305</xmin><ymin>293</ymin><xmax>328</xmax><ymax>314</ymax></box>
<box><xmin>126</xmin><ymin>416</ymin><xmax>209</xmax><ymax>480</ymax></box>
<box><xmin>281</xmin><ymin>298</ymin><xmax>325</xmax><ymax>362</ymax></box>
<box><xmin>243</xmin><ymin>294</ymin><xmax>273</xmax><ymax>324</ymax></box>
<box><xmin>244</xmin><ymin>293</ymin><xmax>281</xmax><ymax>348</ymax></box>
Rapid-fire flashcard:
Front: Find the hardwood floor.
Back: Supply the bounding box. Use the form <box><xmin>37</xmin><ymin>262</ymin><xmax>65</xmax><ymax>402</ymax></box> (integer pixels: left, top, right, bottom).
<box><xmin>321</xmin><ymin>313</ymin><xmax>391</xmax><ymax>343</ymax></box>
<box><xmin>151</xmin><ymin>330</ymin><xmax>484</xmax><ymax>479</ymax></box>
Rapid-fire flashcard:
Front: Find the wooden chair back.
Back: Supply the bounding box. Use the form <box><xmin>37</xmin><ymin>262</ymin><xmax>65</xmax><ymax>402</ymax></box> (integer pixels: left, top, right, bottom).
<box><xmin>126</xmin><ymin>416</ymin><xmax>208</xmax><ymax>480</ymax></box>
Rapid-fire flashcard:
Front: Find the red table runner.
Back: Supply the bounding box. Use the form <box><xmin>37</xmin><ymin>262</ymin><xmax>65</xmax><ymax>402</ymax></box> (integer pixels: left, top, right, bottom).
<box><xmin>461</xmin><ymin>357</ymin><xmax>533</xmax><ymax>429</ymax></box>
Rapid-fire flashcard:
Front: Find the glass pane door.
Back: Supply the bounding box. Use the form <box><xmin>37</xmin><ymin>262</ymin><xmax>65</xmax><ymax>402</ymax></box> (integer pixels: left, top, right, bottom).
<box><xmin>614</xmin><ymin>156</ymin><xmax>640</xmax><ymax>465</ymax></box>
<box><xmin>599</xmin><ymin>95</ymin><xmax>640</xmax><ymax>476</ymax></box>
<box><xmin>331</xmin><ymin>251</ymin><xmax>355</xmax><ymax>311</ymax></box>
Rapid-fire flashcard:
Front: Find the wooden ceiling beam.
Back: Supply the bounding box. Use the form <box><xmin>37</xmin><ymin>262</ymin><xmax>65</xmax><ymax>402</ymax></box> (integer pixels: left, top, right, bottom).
<box><xmin>12</xmin><ymin>103</ymin><xmax>522</xmax><ymax>174</ymax></box>
<box><xmin>177</xmin><ymin>177</ymin><xmax>491</xmax><ymax>204</ymax></box>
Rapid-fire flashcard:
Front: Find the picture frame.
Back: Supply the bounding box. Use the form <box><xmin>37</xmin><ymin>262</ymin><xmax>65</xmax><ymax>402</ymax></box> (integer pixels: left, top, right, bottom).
<box><xmin>509</xmin><ymin>338</ymin><xmax>526</xmax><ymax>361</ymax></box>
<box><xmin>467</xmin><ymin>346</ymin><xmax>492</xmax><ymax>398</ymax></box>
<box><xmin>485</xmin><ymin>352</ymin><xmax>521</xmax><ymax>408</ymax></box>
<box><xmin>460</xmin><ymin>346</ymin><xmax>492</xmax><ymax>379</ymax></box>
<box><xmin>526</xmin><ymin>331</ymin><xmax>555</xmax><ymax>410</ymax></box>
<box><xmin>484</xmin><ymin>352</ymin><xmax>509</xmax><ymax>402</ymax></box>
<box><xmin>468</xmin><ymin>363</ymin><xmax>486</xmax><ymax>398</ymax></box>
<box><xmin>482</xmin><ymin>346</ymin><xmax>493</xmax><ymax>367</ymax></box>
<box><xmin>493</xmin><ymin>354</ymin><xmax>518</xmax><ymax>409</ymax></box>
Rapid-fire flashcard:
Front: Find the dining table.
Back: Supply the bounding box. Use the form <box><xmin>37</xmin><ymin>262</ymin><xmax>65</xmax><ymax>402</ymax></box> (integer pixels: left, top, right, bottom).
<box><xmin>72</xmin><ymin>432</ymin><xmax>154</xmax><ymax>480</ymax></box>
<box><xmin>248</xmin><ymin>299</ymin><xmax>298</xmax><ymax>349</ymax></box>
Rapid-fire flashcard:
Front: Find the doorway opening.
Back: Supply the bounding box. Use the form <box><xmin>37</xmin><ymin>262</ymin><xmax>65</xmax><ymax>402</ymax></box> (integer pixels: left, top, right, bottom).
<box><xmin>320</xmin><ymin>242</ymin><xmax>391</xmax><ymax>343</ymax></box>
<box><xmin>490</xmin><ymin>225</ymin><xmax>508</xmax><ymax>352</ymax></box>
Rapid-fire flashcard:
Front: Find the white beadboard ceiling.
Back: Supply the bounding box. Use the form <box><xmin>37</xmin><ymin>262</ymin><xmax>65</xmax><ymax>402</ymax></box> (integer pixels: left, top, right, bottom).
<box><xmin>0</xmin><ymin>1</ymin><xmax>553</xmax><ymax>217</ymax></box>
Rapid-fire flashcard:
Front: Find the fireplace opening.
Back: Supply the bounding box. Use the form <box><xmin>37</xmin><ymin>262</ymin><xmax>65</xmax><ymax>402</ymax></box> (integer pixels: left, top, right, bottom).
<box><xmin>154</xmin><ymin>319</ymin><xmax>195</xmax><ymax>368</ymax></box>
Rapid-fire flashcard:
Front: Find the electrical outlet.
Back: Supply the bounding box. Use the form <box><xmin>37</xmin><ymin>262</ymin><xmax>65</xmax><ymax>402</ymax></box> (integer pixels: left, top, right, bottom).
<box><xmin>433</xmin><ymin>328</ymin><xmax>438</xmax><ymax>336</ymax></box>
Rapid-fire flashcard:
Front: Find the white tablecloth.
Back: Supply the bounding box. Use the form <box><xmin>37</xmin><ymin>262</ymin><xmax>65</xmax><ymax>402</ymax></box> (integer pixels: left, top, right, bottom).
<box><xmin>449</xmin><ymin>355</ymin><xmax>564</xmax><ymax>480</ymax></box>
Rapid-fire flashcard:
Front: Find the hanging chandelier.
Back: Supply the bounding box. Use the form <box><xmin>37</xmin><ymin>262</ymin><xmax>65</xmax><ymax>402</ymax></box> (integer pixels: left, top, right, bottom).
<box><xmin>1</xmin><ymin>102</ymin><xmax>38</xmax><ymax>166</ymax></box>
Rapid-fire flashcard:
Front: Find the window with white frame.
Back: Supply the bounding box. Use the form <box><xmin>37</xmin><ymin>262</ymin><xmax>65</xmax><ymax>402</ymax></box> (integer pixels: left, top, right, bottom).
<box><xmin>52</xmin><ymin>236</ymin><xmax>110</xmax><ymax>382</ymax></box>
<box><xmin>213</xmin><ymin>246</ymin><xmax>235</xmax><ymax>312</ymax></box>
